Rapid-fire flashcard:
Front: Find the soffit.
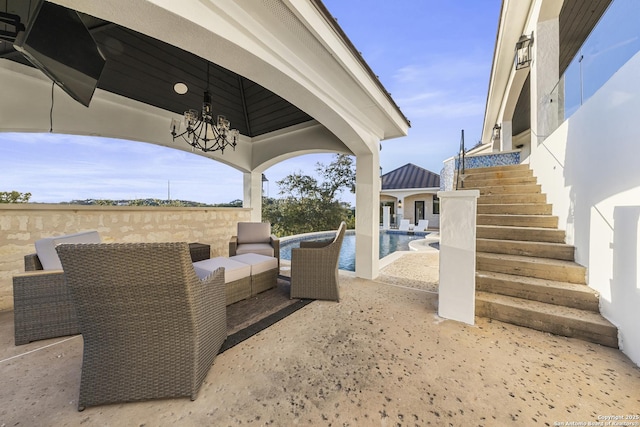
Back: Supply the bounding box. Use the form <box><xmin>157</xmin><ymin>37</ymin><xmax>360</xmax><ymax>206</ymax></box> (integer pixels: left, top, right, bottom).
<box><xmin>0</xmin><ymin>0</ymin><xmax>313</xmax><ymax>138</ymax></box>
<box><xmin>559</xmin><ymin>0</ymin><xmax>613</xmax><ymax>75</ymax></box>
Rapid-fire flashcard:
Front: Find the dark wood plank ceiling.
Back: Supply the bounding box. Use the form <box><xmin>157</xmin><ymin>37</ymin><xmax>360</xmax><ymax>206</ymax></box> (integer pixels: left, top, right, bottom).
<box><xmin>0</xmin><ymin>0</ymin><xmax>312</xmax><ymax>137</ymax></box>
<box><xmin>559</xmin><ymin>0</ymin><xmax>613</xmax><ymax>74</ymax></box>
<box><xmin>510</xmin><ymin>0</ymin><xmax>613</xmax><ymax>135</ymax></box>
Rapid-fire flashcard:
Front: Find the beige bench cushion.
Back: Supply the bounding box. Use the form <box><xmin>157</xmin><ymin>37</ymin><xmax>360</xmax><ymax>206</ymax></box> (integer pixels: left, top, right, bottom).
<box><xmin>230</xmin><ymin>253</ymin><xmax>278</xmax><ymax>275</ymax></box>
<box><xmin>193</xmin><ymin>257</ymin><xmax>250</xmax><ymax>283</ymax></box>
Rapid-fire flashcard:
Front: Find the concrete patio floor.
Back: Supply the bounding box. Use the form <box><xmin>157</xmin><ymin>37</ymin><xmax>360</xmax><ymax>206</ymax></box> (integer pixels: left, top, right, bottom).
<box><xmin>1</xmin><ymin>248</ymin><xmax>639</xmax><ymax>426</ymax></box>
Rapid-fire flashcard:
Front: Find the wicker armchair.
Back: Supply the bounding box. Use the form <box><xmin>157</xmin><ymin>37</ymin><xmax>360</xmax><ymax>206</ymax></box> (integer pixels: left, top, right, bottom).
<box><xmin>290</xmin><ymin>222</ymin><xmax>346</xmax><ymax>302</ymax></box>
<box><xmin>13</xmin><ymin>254</ymin><xmax>79</xmax><ymax>345</ymax></box>
<box><xmin>56</xmin><ymin>242</ymin><xmax>227</xmax><ymax>411</ymax></box>
<box><xmin>13</xmin><ymin>231</ymin><xmax>100</xmax><ymax>345</ymax></box>
<box><xmin>229</xmin><ymin>222</ymin><xmax>280</xmax><ymax>266</ymax></box>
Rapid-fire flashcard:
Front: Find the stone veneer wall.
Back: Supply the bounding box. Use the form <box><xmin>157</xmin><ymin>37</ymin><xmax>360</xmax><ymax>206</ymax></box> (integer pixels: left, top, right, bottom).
<box><xmin>0</xmin><ymin>204</ymin><xmax>251</xmax><ymax>311</ymax></box>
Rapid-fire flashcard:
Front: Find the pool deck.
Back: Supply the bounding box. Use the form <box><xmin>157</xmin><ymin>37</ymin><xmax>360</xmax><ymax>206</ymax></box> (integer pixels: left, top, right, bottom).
<box><xmin>2</xmin><ymin>237</ymin><xmax>640</xmax><ymax>425</ymax></box>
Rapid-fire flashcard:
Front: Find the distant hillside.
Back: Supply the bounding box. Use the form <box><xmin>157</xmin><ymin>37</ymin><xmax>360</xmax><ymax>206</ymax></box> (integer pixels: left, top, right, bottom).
<box><xmin>61</xmin><ymin>198</ymin><xmax>243</xmax><ymax>208</ymax></box>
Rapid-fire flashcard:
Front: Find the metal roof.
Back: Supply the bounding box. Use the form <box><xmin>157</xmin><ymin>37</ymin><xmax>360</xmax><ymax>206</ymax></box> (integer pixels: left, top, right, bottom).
<box><xmin>381</xmin><ymin>163</ymin><xmax>440</xmax><ymax>190</ymax></box>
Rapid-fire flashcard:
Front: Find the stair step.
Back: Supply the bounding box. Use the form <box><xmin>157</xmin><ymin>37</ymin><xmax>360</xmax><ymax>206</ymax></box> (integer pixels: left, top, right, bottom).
<box><xmin>478</xmin><ymin>193</ymin><xmax>547</xmax><ymax>204</ymax></box>
<box><xmin>477</xmin><ymin>203</ymin><xmax>552</xmax><ymax>215</ymax></box>
<box><xmin>477</xmin><ymin>214</ymin><xmax>558</xmax><ymax>228</ymax></box>
<box><xmin>472</xmin><ymin>184</ymin><xmax>542</xmax><ymax>195</ymax></box>
<box><xmin>462</xmin><ymin>168</ymin><xmax>533</xmax><ymax>183</ymax></box>
<box><xmin>463</xmin><ymin>164</ymin><xmax>531</xmax><ymax>174</ymax></box>
<box><xmin>467</xmin><ymin>163</ymin><xmax>619</xmax><ymax>348</ymax></box>
<box><xmin>476</xmin><ymin>252</ymin><xmax>586</xmax><ymax>284</ymax></box>
<box><xmin>475</xmin><ymin>292</ymin><xmax>618</xmax><ymax>348</ymax></box>
<box><xmin>476</xmin><ymin>270</ymin><xmax>597</xmax><ymax>310</ymax></box>
<box><xmin>477</xmin><ymin>225</ymin><xmax>566</xmax><ymax>243</ymax></box>
<box><xmin>463</xmin><ymin>176</ymin><xmax>538</xmax><ymax>188</ymax></box>
<box><xmin>476</xmin><ymin>238</ymin><xmax>574</xmax><ymax>260</ymax></box>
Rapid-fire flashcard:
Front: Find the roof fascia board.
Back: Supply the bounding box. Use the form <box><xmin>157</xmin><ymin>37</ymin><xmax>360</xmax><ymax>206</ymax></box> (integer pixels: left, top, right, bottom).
<box><xmin>482</xmin><ymin>0</ymin><xmax>534</xmax><ymax>142</ymax></box>
<box><xmin>288</xmin><ymin>0</ymin><xmax>409</xmax><ymax>136</ymax></box>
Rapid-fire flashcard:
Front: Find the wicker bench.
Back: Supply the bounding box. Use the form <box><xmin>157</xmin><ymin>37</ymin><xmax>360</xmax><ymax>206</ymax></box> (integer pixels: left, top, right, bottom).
<box><xmin>193</xmin><ymin>257</ymin><xmax>252</xmax><ymax>305</ymax></box>
<box><xmin>230</xmin><ymin>253</ymin><xmax>279</xmax><ymax>296</ymax></box>
<box><xmin>193</xmin><ymin>254</ymin><xmax>278</xmax><ymax>304</ymax></box>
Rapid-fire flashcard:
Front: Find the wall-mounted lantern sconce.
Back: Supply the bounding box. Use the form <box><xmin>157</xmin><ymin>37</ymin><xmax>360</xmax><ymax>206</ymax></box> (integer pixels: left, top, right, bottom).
<box><xmin>398</xmin><ymin>200</ymin><xmax>403</xmax><ymax>209</ymax></box>
<box><xmin>515</xmin><ymin>33</ymin><xmax>533</xmax><ymax>70</ymax></box>
<box><xmin>492</xmin><ymin>124</ymin><xmax>501</xmax><ymax>142</ymax></box>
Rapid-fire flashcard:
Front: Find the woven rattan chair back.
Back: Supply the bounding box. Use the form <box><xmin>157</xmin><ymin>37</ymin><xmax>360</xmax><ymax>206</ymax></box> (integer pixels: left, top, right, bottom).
<box><xmin>56</xmin><ymin>242</ymin><xmax>227</xmax><ymax>411</ymax></box>
<box><xmin>290</xmin><ymin>222</ymin><xmax>346</xmax><ymax>301</ymax></box>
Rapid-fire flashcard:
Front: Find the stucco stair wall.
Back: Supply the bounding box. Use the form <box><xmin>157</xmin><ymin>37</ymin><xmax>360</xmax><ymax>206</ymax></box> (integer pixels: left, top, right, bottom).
<box><xmin>458</xmin><ymin>164</ymin><xmax>618</xmax><ymax>348</ymax></box>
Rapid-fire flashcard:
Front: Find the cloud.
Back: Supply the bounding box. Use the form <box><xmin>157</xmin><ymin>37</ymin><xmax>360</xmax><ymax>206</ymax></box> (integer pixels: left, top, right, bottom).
<box><xmin>1</xmin><ymin>133</ymin><xmax>244</xmax><ymax>204</ymax></box>
<box><xmin>387</xmin><ymin>54</ymin><xmax>490</xmax><ymax>121</ymax></box>
<box><xmin>401</xmin><ymin>97</ymin><xmax>485</xmax><ymax>119</ymax></box>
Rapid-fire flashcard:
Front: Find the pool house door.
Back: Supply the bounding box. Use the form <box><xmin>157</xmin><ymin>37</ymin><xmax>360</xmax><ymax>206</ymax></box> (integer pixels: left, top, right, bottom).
<box><xmin>414</xmin><ymin>201</ymin><xmax>425</xmax><ymax>225</ymax></box>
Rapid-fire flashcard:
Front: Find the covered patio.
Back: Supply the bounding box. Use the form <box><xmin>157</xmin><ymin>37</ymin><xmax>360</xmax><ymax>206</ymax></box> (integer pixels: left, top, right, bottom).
<box><xmin>0</xmin><ymin>0</ymin><xmax>409</xmax><ymax>280</ymax></box>
<box><xmin>2</xmin><ymin>258</ymin><xmax>639</xmax><ymax>424</ymax></box>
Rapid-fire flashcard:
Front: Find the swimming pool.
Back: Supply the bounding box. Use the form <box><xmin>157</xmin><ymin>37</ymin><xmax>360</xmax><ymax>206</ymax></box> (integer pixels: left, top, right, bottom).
<box><xmin>280</xmin><ymin>230</ymin><xmax>429</xmax><ymax>272</ymax></box>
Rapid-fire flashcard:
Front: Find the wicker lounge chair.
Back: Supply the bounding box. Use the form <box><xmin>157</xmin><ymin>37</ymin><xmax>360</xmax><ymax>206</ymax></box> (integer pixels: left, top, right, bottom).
<box><xmin>229</xmin><ymin>222</ymin><xmax>280</xmax><ymax>266</ymax></box>
<box><xmin>290</xmin><ymin>222</ymin><xmax>346</xmax><ymax>302</ymax></box>
<box><xmin>56</xmin><ymin>242</ymin><xmax>227</xmax><ymax>411</ymax></box>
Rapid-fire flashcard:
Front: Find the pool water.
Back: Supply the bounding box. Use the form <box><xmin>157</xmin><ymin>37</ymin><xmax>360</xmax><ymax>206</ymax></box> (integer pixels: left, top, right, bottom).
<box><xmin>280</xmin><ymin>230</ymin><xmax>429</xmax><ymax>272</ymax></box>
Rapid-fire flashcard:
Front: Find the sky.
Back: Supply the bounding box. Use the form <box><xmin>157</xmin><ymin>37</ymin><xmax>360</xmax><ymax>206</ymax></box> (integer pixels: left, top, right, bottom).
<box><xmin>0</xmin><ymin>0</ymin><xmax>502</xmax><ymax>205</ymax></box>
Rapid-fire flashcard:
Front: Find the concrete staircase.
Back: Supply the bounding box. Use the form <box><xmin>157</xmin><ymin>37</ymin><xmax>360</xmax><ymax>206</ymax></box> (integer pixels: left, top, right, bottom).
<box><xmin>459</xmin><ymin>164</ymin><xmax>618</xmax><ymax>348</ymax></box>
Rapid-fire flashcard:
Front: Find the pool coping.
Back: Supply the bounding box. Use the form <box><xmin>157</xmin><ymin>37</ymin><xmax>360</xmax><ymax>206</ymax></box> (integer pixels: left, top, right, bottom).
<box><xmin>279</xmin><ymin>229</ymin><xmax>438</xmax><ymax>272</ymax></box>
<box><xmin>279</xmin><ymin>228</ymin><xmax>431</xmax><ymax>245</ymax></box>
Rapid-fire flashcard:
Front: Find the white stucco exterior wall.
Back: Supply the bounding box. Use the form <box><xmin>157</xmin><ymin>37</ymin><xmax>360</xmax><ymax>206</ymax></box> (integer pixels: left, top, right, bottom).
<box><xmin>528</xmin><ymin>51</ymin><xmax>640</xmax><ymax>365</ymax></box>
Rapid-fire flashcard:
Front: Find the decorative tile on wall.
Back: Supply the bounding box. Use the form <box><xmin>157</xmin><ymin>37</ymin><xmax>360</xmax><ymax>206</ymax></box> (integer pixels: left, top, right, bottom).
<box><xmin>440</xmin><ymin>159</ymin><xmax>455</xmax><ymax>192</ymax></box>
<box><xmin>455</xmin><ymin>152</ymin><xmax>520</xmax><ymax>170</ymax></box>
<box><xmin>441</xmin><ymin>152</ymin><xmax>520</xmax><ymax>192</ymax></box>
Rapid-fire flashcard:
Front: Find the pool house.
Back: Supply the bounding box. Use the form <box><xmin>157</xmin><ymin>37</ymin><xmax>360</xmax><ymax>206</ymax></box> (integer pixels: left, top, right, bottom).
<box><xmin>0</xmin><ymin>0</ymin><xmax>409</xmax><ymax>308</ymax></box>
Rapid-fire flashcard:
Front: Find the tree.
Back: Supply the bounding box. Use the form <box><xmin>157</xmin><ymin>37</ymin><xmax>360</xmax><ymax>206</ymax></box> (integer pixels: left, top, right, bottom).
<box><xmin>0</xmin><ymin>191</ymin><xmax>31</xmax><ymax>203</ymax></box>
<box><xmin>263</xmin><ymin>154</ymin><xmax>356</xmax><ymax>236</ymax></box>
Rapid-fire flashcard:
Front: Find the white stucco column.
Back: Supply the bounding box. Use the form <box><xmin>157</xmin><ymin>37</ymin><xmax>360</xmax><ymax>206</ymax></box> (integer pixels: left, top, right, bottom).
<box><xmin>243</xmin><ymin>171</ymin><xmax>263</xmax><ymax>222</ymax></box>
<box><xmin>355</xmin><ymin>152</ymin><xmax>380</xmax><ymax>280</ymax></box>
<box><xmin>500</xmin><ymin>121</ymin><xmax>513</xmax><ymax>151</ymax></box>
<box><xmin>437</xmin><ymin>190</ymin><xmax>479</xmax><ymax>325</ymax></box>
<box><xmin>382</xmin><ymin>206</ymin><xmax>390</xmax><ymax>230</ymax></box>
<box><xmin>531</xmin><ymin>17</ymin><xmax>560</xmax><ymax>145</ymax></box>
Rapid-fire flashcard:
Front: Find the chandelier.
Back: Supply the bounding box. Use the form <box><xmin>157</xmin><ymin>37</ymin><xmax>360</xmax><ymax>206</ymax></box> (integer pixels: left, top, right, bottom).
<box><xmin>170</xmin><ymin>64</ymin><xmax>239</xmax><ymax>154</ymax></box>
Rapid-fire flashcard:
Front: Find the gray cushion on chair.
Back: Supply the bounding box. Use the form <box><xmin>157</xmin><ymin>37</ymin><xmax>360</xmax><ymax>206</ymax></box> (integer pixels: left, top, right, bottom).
<box><xmin>236</xmin><ymin>243</ymin><xmax>274</xmax><ymax>257</ymax></box>
<box><xmin>237</xmin><ymin>222</ymin><xmax>271</xmax><ymax>244</ymax></box>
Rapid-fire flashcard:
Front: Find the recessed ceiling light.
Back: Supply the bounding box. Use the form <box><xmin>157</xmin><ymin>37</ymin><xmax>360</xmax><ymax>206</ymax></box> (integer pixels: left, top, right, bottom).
<box><xmin>173</xmin><ymin>82</ymin><xmax>188</xmax><ymax>95</ymax></box>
